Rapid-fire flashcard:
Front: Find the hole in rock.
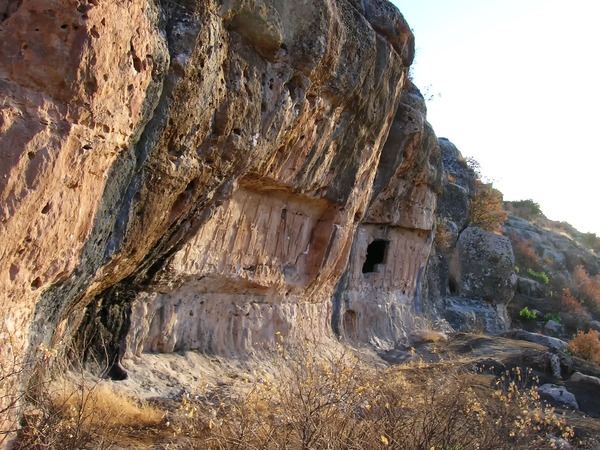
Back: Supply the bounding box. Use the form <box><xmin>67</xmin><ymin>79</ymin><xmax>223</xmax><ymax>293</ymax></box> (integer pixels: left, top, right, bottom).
<box><xmin>449</xmin><ymin>276</ymin><xmax>458</xmax><ymax>295</ymax></box>
<box><xmin>31</xmin><ymin>277</ymin><xmax>43</xmax><ymax>289</ymax></box>
<box><xmin>41</xmin><ymin>202</ymin><xmax>51</xmax><ymax>214</ymax></box>
<box><xmin>362</xmin><ymin>239</ymin><xmax>389</xmax><ymax>274</ymax></box>
<box><xmin>105</xmin><ymin>362</ymin><xmax>128</xmax><ymax>381</ymax></box>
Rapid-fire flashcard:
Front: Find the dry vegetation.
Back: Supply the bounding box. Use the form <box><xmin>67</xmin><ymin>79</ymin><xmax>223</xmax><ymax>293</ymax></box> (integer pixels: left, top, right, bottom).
<box><xmin>3</xmin><ymin>339</ymin><xmax>586</xmax><ymax>449</ymax></box>
<box><xmin>569</xmin><ymin>330</ymin><xmax>600</xmax><ymax>364</ymax></box>
<box><xmin>469</xmin><ymin>180</ymin><xmax>508</xmax><ymax>234</ymax></box>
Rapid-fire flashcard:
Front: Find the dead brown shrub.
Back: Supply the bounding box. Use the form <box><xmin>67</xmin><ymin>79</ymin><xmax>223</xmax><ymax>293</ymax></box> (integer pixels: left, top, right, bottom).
<box><xmin>469</xmin><ymin>180</ymin><xmax>508</xmax><ymax>234</ymax></box>
<box><xmin>569</xmin><ymin>330</ymin><xmax>600</xmax><ymax>363</ymax></box>
<box><xmin>572</xmin><ymin>265</ymin><xmax>600</xmax><ymax>310</ymax></box>
<box><xmin>560</xmin><ymin>288</ymin><xmax>586</xmax><ymax>317</ymax></box>
<box><xmin>508</xmin><ymin>231</ymin><xmax>541</xmax><ymax>270</ymax></box>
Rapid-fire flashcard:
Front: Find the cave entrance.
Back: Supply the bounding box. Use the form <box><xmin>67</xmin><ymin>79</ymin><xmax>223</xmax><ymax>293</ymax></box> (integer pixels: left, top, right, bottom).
<box><xmin>362</xmin><ymin>239</ymin><xmax>389</xmax><ymax>274</ymax></box>
<box><xmin>448</xmin><ymin>276</ymin><xmax>458</xmax><ymax>295</ymax></box>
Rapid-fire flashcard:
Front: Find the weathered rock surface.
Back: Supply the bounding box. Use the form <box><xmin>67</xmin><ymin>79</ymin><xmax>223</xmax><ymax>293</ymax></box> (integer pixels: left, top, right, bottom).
<box><xmin>501</xmin><ymin>329</ymin><xmax>570</xmax><ymax>353</ymax></box>
<box><xmin>449</xmin><ymin>226</ymin><xmax>517</xmax><ymax>303</ymax></box>
<box><xmin>435</xmin><ymin>138</ymin><xmax>475</xmax><ymax>246</ymax></box>
<box><xmin>570</xmin><ymin>372</ymin><xmax>600</xmax><ymax>386</ymax></box>
<box><xmin>504</xmin><ymin>215</ymin><xmax>600</xmax><ymax>289</ymax></box>
<box><xmin>442</xmin><ymin>297</ymin><xmax>510</xmax><ymax>335</ymax></box>
<box><xmin>0</xmin><ymin>0</ymin><xmax>442</xmax><ymax>394</ymax></box>
<box><xmin>331</xmin><ymin>83</ymin><xmax>442</xmax><ymax>349</ymax></box>
<box><xmin>538</xmin><ymin>384</ymin><xmax>579</xmax><ymax>410</ymax></box>
<box><xmin>420</xmin><ymin>141</ymin><xmax>516</xmax><ymax>335</ymax></box>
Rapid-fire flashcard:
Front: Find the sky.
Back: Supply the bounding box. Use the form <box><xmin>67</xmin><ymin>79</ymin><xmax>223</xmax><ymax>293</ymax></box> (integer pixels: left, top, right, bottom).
<box><xmin>391</xmin><ymin>0</ymin><xmax>600</xmax><ymax>235</ymax></box>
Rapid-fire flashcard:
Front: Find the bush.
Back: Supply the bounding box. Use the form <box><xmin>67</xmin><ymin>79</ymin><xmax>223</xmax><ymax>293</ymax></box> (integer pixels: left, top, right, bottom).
<box><xmin>469</xmin><ymin>180</ymin><xmax>508</xmax><ymax>234</ymax></box>
<box><xmin>4</xmin><ymin>338</ymin><xmax>578</xmax><ymax>449</ymax></box>
<box><xmin>572</xmin><ymin>265</ymin><xmax>600</xmax><ymax>310</ymax></box>
<box><xmin>544</xmin><ymin>312</ymin><xmax>562</xmax><ymax>324</ymax></box>
<box><xmin>583</xmin><ymin>232</ymin><xmax>600</xmax><ymax>251</ymax></box>
<box><xmin>14</xmin><ymin>379</ymin><xmax>163</xmax><ymax>449</ymax></box>
<box><xmin>167</xmin><ymin>343</ymin><xmax>571</xmax><ymax>450</ymax></box>
<box><xmin>3</xmin><ymin>338</ymin><xmax>163</xmax><ymax>450</ymax></box>
<box><xmin>560</xmin><ymin>289</ymin><xmax>586</xmax><ymax>317</ymax></box>
<box><xmin>569</xmin><ymin>330</ymin><xmax>600</xmax><ymax>363</ymax></box>
<box><xmin>505</xmin><ymin>199</ymin><xmax>544</xmax><ymax>222</ymax></box>
<box><xmin>526</xmin><ymin>268</ymin><xmax>549</xmax><ymax>284</ymax></box>
<box><xmin>519</xmin><ymin>307</ymin><xmax>537</xmax><ymax>321</ymax></box>
<box><xmin>508</xmin><ymin>232</ymin><xmax>540</xmax><ymax>270</ymax></box>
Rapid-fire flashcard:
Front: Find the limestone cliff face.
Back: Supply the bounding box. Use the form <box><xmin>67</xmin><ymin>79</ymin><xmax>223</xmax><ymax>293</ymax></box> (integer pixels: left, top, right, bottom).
<box><xmin>0</xmin><ymin>0</ymin><xmax>433</xmax><ymax>378</ymax></box>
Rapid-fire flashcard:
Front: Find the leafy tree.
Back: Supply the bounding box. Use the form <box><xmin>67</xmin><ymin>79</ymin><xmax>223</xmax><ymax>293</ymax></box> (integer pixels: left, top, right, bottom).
<box><xmin>505</xmin><ymin>199</ymin><xmax>544</xmax><ymax>222</ymax></box>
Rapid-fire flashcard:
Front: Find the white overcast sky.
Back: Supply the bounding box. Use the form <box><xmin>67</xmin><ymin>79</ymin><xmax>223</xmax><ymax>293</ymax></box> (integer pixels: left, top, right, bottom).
<box><xmin>392</xmin><ymin>0</ymin><xmax>600</xmax><ymax>235</ymax></box>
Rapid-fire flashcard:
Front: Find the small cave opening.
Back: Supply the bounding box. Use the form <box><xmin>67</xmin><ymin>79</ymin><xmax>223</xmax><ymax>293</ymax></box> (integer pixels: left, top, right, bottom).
<box><xmin>362</xmin><ymin>239</ymin><xmax>389</xmax><ymax>274</ymax></box>
<box><xmin>448</xmin><ymin>276</ymin><xmax>458</xmax><ymax>295</ymax></box>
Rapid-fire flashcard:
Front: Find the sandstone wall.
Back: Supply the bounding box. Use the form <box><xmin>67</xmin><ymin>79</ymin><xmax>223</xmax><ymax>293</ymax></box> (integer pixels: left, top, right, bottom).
<box><xmin>0</xmin><ymin>0</ymin><xmax>425</xmax><ymax>384</ymax></box>
<box><xmin>332</xmin><ymin>85</ymin><xmax>442</xmax><ymax>348</ymax></box>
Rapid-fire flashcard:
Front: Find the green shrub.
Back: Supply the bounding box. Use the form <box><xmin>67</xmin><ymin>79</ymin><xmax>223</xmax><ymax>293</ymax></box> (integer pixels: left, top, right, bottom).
<box><xmin>505</xmin><ymin>199</ymin><xmax>544</xmax><ymax>221</ymax></box>
<box><xmin>543</xmin><ymin>312</ymin><xmax>562</xmax><ymax>324</ymax></box>
<box><xmin>519</xmin><ymin>307</ymin><xmax>537</xmax><ymax>321</ymax></box>
<box><xmin>526</xmin><ymin>268</ymin><xmax>549</xmax><ymax>284</ymax></box>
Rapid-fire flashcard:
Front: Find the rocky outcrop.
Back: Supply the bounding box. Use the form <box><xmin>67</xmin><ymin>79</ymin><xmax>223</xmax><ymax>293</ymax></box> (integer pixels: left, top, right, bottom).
<box><xmin>421</xmin><ymin>139</ymin><xmax>516</xmax><ymax>335</ymax></box>
<box><xmin>504</xmin><ymin>214</ymin><xmax>599</xmax><ymax>295</ymax></box>
<box><xmin>0</xmin><ymin>0</ymin><xmax>435</xmax><ymax>391</ymax></box>
<box><xmin>331</xmin><ymin>83</ymin><xmax>442</xmax><ymax>349</ymax></box>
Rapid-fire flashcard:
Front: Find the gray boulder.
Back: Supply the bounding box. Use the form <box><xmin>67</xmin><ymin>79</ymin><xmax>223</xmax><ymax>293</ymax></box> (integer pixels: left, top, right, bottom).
<box><xmin>589</xmin><ymin>320</ymin><xmax>600</xmax><ymax>332</ymax></box>
<box><xmin>543</xmin><ymin>319</ymin><xmax>565</xmax><ymax>338</ymax></box>
<box><xmin>516</xmin><ymin>276</ymin><xmax>543</xmax><ymax>297</ymax></box>
<box><xmin>538</xmin><ymin>384</ymin><xmax>579</xmax><ymax>410</ymax></box>
<box><xmin>502</xmin><ymin>329</ymin><xmax>569</xmax><ymax>352</ymax></box>
<box><xmin>443</xmin><ymin>297</ymin><xmax>510</xmax><ymax>335</ymax></box>
<box><xmin>449</xmin><ymin>226</ymin><xmax>517</xmax><ymax>304</ymax></box>
<box><xmin>570</xmin><ymin>372</ymin><xmax>600</xmax><ymax>386</ymax></box>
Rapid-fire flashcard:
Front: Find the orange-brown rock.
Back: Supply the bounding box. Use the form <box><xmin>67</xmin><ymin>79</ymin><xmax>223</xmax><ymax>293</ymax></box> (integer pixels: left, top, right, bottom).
<box><xmin>0</xmin><ymin>0</ymin><xmax>438</xmax><ymax>421</ymax></box>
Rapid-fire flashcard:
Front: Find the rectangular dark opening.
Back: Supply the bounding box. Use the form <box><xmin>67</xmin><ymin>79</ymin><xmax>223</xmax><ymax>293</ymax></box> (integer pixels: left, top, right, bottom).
<box><xmin>362</xmin><ymin>239</ymin><xmax>389</xmax><ymax>273</ymax></box>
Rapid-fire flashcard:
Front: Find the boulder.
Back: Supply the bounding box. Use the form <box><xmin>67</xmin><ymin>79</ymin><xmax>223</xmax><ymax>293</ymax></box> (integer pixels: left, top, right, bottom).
<box><xmin>538</xmin><ymin>384</ymin><xmax>579</xmax><ymax>410</ymax></box>
<box><xmin>543</xmin><ymin>319</ymin><xmax>565</xmax><ymax>338</ymax></box>
<box><xmin>516</xmin><ymin>276</ymin><xmax>543</xmax><ymax>297</ymax></box>
<box><xmin>570</xmin><ymin>372</ymin><xmax>600</xmax><ymax>386</ymax></box>
<box><xmin>443</xmin><ymin>297</ymin><xmax>510</xmax><ymax>335</ymax></box>
<box><xmin>449</xmin><ymin>226</ymin><xmax>517</xmax><ymax>304</ymax></box>
<box><xmin>589</xmin><ymin>321</ymin><xmax>600</xmax><ymax>332</ymax></box>
<box><xmin>502</xmin><ymin>330</ymin><xmax>569</xmax><ymax>353</ymax></box>
<box><xmin>518</xmin><ymin>350</ymin><xmax>562</xmax><ymax>379</ymax></box>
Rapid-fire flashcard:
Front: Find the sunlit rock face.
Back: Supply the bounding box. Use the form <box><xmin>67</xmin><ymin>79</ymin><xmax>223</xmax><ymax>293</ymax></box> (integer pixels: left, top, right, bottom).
<box><xmin>332</xmin><ymin>84</ymin><xmax>443</xmax><ymax>349</ymax></box>
<box><xmin>121</xmin><ymin>0</ymin><xmax>420</xmax><ymax>360</ymax></box>
<box><xmin>0</xmin><ymin>0</ymin><xmax>427</xmax><ymax>379</ymax></box>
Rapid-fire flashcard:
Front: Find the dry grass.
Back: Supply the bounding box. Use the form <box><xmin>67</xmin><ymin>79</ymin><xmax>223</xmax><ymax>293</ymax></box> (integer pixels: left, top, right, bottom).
<box><xmin>12</xmin><ymin>368</ymin><xmax>163</xmax><ymax>449</ymax></box>
<box><xmin>3</xmin><ymin>338</ymin><xmax>590</xmax><ymax>449</ymax></box>
<box><xmin>159</xmin><ymin>342</ymin><xmax>572</xmax><ymax>450</ymax></box>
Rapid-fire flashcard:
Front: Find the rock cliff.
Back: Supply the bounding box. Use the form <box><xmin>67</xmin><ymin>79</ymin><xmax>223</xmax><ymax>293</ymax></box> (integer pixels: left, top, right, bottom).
<box><xmin>1</xmin><ymin>0</ymin><xmax>442</xmax><ymax>389</ymax></box>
